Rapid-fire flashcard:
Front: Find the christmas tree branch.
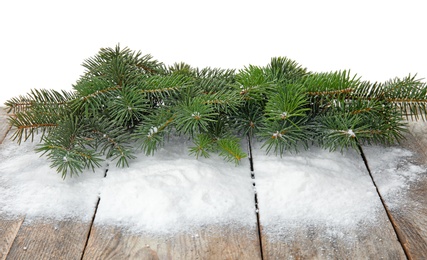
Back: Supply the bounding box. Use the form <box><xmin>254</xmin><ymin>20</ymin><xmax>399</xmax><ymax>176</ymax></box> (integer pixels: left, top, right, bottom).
<box><xmin>6</xmin><ymin>45</ymin><xmax>426</xmax><ymax>178</ymax></box>
<box><xmin>5</xmin><ymin>89</ymin><xmax>74</xmax><ymax>114</ymax></box>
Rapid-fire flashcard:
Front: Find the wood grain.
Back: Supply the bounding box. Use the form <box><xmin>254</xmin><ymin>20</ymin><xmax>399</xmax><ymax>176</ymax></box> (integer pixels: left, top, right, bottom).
<box><xmin>6</xmin><ymin>219</ymin><xmax>93</xmax><ymax>260</ymax></box>
<box><xmin>260</xmin><ymin>219</ymin><xmax>406</xmax><ymax>259</ymax></box>
<box><xmin>0</xmin><ymin>217</ymin><xmax>24</xmax><ymax>260</ymax></box>
<box><xmin>365</xmin><ymin>121</ymin><xmax>427</xmax><ymax>260</ymax></box>
<box><xmin>82</xmin><ymin>224</ymin><xmax>261</xmax><ymax>260</ymax></box>
<box><xmin>0</xmin><ymin>107</ymin><xmax>10</xmax><ymax>144</ymax></box>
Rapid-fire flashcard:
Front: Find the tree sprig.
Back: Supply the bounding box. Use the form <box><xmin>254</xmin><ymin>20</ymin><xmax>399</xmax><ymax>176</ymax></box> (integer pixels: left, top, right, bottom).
<box><xmin>4</xmin><ymin>44</ymin><xmax>426</xmax><ymax>178</ymax></box>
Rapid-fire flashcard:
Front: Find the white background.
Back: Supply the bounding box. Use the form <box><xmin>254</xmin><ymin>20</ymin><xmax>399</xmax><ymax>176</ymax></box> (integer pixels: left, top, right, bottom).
<box><xmin>1</xmin><ymin>0</ymin><xmax>425</xmax><ymax>105</ymax></box>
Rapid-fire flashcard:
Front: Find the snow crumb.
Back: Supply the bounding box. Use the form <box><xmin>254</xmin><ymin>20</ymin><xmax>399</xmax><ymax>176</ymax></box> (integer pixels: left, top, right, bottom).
<box><xmin>191</xmin><ymin>112</ymin><xmax>201</xmax><ymax>120</ymax></box>
<box><xmin>347</xmin><ymin>129</ymin><xmax>356</xmax><ymax>137</ymax></box>
<box><xmin>272</xmin><ymin>131</ymin><xmax>282</xmax><ymax>138</ymax></box>
<box><xmin>147</xmin><ymin>126</ymin><xmax>158</xmax><ymax>137</ymax></box>
<box><xmin>280</xmin><ymin>112</ymin><xmax>288</xmax><ymax>119</ymax></box>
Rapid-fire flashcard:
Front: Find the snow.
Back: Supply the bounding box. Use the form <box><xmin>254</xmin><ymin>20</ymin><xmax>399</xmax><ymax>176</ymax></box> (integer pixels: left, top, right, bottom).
<box><xmin>253</xmin><ymin>145</ymin><xmax>382</xmax><ymax>239</ymax></box>
<box><xmin>0</xmin><ymin>132</ymin><xmax>425</xmax><ymax>237</ymax></box>
<box><xmin>95</xmin><ymin>137</ymin><xmax>256</xmax><ymax>235</ymax></box>
<box><xmin>363</xmin><ymin>146</ymin><xmax>426</xmax><ymax>210</ymax></box>
<box><xmin>0</xmin><ymin>134</ymin><xmax>255</xmax><ymax>234</ymax></box>
<box><xmin>253</xmin><ymin>140</ymin><xmax>426</xmax><ymax>241</ymax></box>
<box><xmin>0</xmin><ymin>136</ymin><xmax>104</xmax><ymax>222</ymax></box>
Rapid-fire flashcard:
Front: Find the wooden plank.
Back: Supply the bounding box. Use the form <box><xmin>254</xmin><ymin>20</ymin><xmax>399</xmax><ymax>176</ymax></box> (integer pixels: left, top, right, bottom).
<box><xmin>0</xmin><ymin>217</ymin><xmax>24</xmax><ymax>260</ymax></box>
<box><xmin>364</xmin><ymin>121</ymin><xmax>427</xmax><ymax>259</ymax></box>
<box><xmin>407</xmin><ymin>120</ymin><xmax>427</xmax><ymax>157</ymax></box>
<box><xmin>6</xmin><ymin>219</ymin><xmax>93</xmax><ymax>260</ymax></box>
<box><xmin>0</xmin><ymin>107</ymin><xmax>10</xmax><ymax>144</ymax></box>
<box><xmin>83</xmin><ymin>224</ymin><xmax>261</xmax><ymax>260</ymax></box>
<box><xmin>260</xmin><ymin>220</ymin><xmax>405</xmax><ymax>260</ymax></box>
<box><xmin>252</xmin><ymin>146</ymin><xmax>406</xmax><ymax>259</ymax></box>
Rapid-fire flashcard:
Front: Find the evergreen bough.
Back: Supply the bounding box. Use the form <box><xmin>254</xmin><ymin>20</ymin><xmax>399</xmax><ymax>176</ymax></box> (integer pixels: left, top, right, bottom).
<box><xmin>5</xmin><ymin>45</ymin><xmax>427</xmax><ymax>178</ymax></box>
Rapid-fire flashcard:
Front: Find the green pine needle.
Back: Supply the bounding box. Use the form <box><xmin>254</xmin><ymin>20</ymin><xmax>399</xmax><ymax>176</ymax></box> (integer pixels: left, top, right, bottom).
<box><xmin>217</xmin><ymin>138</ymin><xmax>247</xmax><ymax>164</ymax></box>
<box><xmin>4</xmin><ymin>44</ymin><xmax>427</xmax><ymax>178</ymax></box>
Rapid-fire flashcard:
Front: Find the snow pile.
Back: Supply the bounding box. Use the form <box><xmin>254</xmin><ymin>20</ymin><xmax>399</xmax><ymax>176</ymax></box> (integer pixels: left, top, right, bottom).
<box><xmin>1</xmin><ymin>131</ymin><xmax>424</xmax><ymax>236</ymax></box>
<box><xmin>363</xmin><ymin>146</ymin><xmax>426</xmax><ymax>210</ymax></box>
<box><xmin>0</xmin><ymin>135</ymin><xmax>255</xmax><ymax>234</ymax></box>
<box><xmin>96</xmin><ymin>140</ymin><xmax>255</xmax><ymax>235</ymax></box>
<box><xmin>0</xmin><ymin>136</ymin><xmax>104</xmax><ymax>221</ymax></box>
<box><xmin>253</xmin><ymin>145</ymin><xmax>383</xmax><ymax>237</ymax></box>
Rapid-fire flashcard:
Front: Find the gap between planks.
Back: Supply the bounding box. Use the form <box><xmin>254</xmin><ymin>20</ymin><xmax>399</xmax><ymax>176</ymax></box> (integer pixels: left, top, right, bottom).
<box><xmin>358</xmin><ymin>144</ymin><xmax>411</xmax><ymax>259</ymax></box>
<box><xmin>247</xmin><ymin>135</ymin><xmax>265</xmax><ymax>260</ymax></box>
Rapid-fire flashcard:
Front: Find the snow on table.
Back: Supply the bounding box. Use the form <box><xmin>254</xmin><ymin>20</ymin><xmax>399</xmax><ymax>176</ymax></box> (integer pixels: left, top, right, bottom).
<box><xmin>0</xmin><ymin>134</ymin><xmax>105</xmax><ymax>221</ymax></box>
<box><xmin>83</xmin><ymin>137</ymin><xmax>261</xmax><ymax>259</ymax></box>
<box><xmin>94</xmin><ymin>139</ymin><xmax>256</xmax><ymax>235</ymax></box>
<box><xmin>363</xmin><ymin>123</ymin><xmax>427</xmax><ymax>259</ymax></box>
<box><xmin>0</xmin><ymin>132</ymin><xmax>105</xmax><ymax>259</ymax></box>
<box><xmin>252</xmin><ymin>143</ymin><xmax>406</xmax><ymax>259</ymax></box>
<box><xmin>1</xmin><ymin>119</ymin><xmax>426</xmax><ymax>258</ymax></box>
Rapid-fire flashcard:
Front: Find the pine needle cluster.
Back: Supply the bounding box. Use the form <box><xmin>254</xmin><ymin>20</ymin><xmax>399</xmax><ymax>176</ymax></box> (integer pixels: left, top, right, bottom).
<box><xmin>5</xmin><ymin>45</ymin><xmax>427</xmax><ymax>178</ymax></box>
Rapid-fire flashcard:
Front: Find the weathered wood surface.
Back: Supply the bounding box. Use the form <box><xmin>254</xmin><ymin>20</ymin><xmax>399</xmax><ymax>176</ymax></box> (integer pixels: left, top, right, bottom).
<box><xmin>0</xmin><ymin>217</ymin><xmax>24</xmax><ymax>260</ymax></box>
<box><xmin>260</xmin><ymin>220</ymin><xmax>405</xmax><ymax>260</ymax></box>
<box><xmin>0</xmin><ymin>112</ymin><xmax>22</xmax><ymax>260</ymax></box>
<box><xmin>83</xmin><ymin>224</ymin><xmax>261</xmax><ymax>260</ymax></box>
<box><xmin>252</xmin><ymin>146</ymin><xmax>406</xmax><ymax>259</ymax></box>
<box><xmin>1</xmin><ymin>108</ymin><xmax>426</xmax><ymax>259</ymax></box>
<box><xmin>6</xmin><ymin>219</ymin><xmax>93</xmax><ymax>260</ymax></box>
<box><xmin>0</xmin><ymin>108</ymin><xmax>10</xmax><ymax>144</ymax></box>
<box><xmin>364</xmin><ymin>121</ymin><xmax>427</xmax><ymax>260</ymax></box>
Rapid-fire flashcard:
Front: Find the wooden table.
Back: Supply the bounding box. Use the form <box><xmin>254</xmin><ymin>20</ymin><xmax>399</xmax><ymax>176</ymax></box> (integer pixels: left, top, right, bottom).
<box><xmin>1</xmin><ymin>107</ymin><xmax>426</xmax><ymax>260</ymax></box>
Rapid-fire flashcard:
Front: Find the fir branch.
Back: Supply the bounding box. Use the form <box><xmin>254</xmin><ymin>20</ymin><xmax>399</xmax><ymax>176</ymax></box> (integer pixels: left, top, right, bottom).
<box><xmin>168</xmin><ymin>62</ymin><xmax>195</xmax><ymax>76</ymax></box>
<box><xmin>235</xmin><ymin>65</ymin><xmax>276</xmax><ymax>103</ymax></box>
<box><xmin>264</xmin><ymin>83</ymin><xmax>309</xmax><ymax>121</ymax></box>
<box><xmin>303</xmin><ymin>70</ymin><xmax>360</xmax><ymax>93</ymax></box>
<box><xmin>259</xmin><ymin>119</ymin><xmax>307</xmax><ymax>155</ymax></box>
<box><xmin>72</xmin><ymin>77</ymin><xmax>122</xmax><ymax>117</ymax></box>
<box><xmin>8</xmin><ymin>104</ymin><xmax>70</xmax><ymax>144</ymax></box>
<box><xmin>37</xmin><ymin>144</ymin><xmax>103</xmax><ymax>178</ymax></box>
<box><xmin>216</xmin><ymin>137</ymin><xmax>247</xmax><ymax>164</ymax></box>
<box><xmin>354</xmin><ymin>75</ymin><xmax>427</xmax><ymax>120</ymax></box>
<box><xmin>189</xmin><ymin>133</ymin><xmax>214</xmax><ymax>159</ymax></box>
<box><xmin>264</xmin><ymin>57</ymin><xmax>308</xmax><ymax>83</ymax></box>
<box><xmin>6</xmin><ymin>45</ymin><xmax>427</xmax><ymax>178</ymax></box>
<box><xmin>308</xmin><ymin>113</ymin><xmax>366</xmax><ymax>152</ymax></box>
<box><xmin>5</xmin><ymin>89</ymin><xmax>75</xmax><ymax>114</ymax></box>
<box><xmin>132</xmin><ymin>109</ymin><xmax>175</xmax><ymax>155</ymax></box>
<box><xmin>90</xmin><ymin>126</ymin><xmax>135</xmax><ymax>168</ymax></box>
<box><xmin>108</xmin><ymin>87</ymin><xmax>149</xmax><ymax>127</ymax></box>
<box><xmin>174</xmin><ymin>98</ymin><xmax>218</xmax><ymax>136</ymax></box>
<box><xmin>80</xmin><ymin>85</ymin><xmax>122</xmax><ymax>101</ymax></box>
<box><xmin>139</xmin><ymin>74</ymin><xmax>191</xmax><ymax>104</ymax></box>
<box><xmin>81</xmin><ymin>44</ymin><xmax>164</xmax><ymax>85</ymax></box>
<box><xmin>35</xmin><ymin>116</ymin><xmax>103</xmax><ymax>178</ymax></box>
<box><xmin>232</xmin><ymin>101</ymin><xmax>264</xmax><ymax>137</ymax></box>
<box><xmin>306</xmin><ymin>87</ymin><xmax>353</xmax><ymax>96</ymax></box>
<box><xmin>200</xmin><ymin>88</ymin><xmax>242</xmax><ymax>113</ymax></box>
<box><xmin>141</xmin><ymin>86</ymin><xmax>181</xmax><ymax>94</ymax></box>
